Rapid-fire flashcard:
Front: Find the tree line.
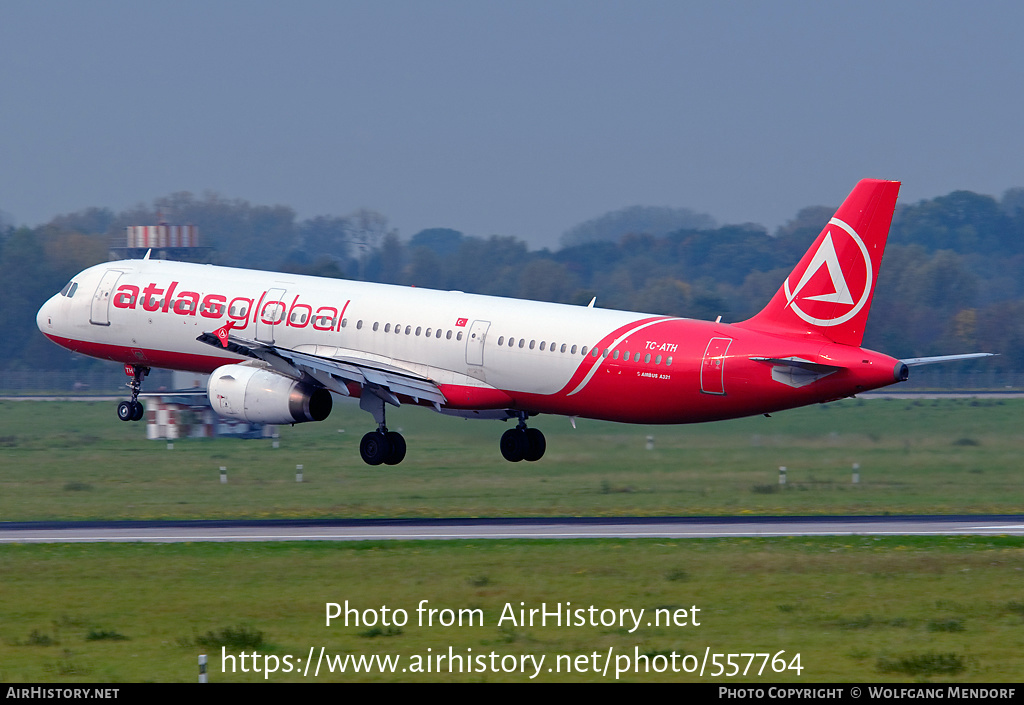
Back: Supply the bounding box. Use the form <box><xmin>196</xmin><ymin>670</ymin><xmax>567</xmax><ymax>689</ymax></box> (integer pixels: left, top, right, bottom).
<box><xmin>3</xmin><ymin>187</ymin><xmax>1023</xmax><ymax>374</ymax></box>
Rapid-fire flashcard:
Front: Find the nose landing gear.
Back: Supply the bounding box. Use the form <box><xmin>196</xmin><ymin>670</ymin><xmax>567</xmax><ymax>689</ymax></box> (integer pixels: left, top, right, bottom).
<box><xmin>117</xmin><ymin>364</ymin><xmax>150</xmax><ymax>422</ymax></box>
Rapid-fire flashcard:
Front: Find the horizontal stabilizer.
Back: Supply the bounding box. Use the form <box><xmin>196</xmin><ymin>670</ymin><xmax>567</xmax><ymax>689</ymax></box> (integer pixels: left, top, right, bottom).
<box><xmin>750</xmin><ymin>356</ymin><xmax>844</xmax><ymax>389</ymax></box>
<box><xmin>750</xmin><ymin>356</ymin><xmax>845</xmax><ymax>374</ymax></box>
<box><xmin>900</xmin><ymin>353</ymin><xmax>995</xmax><ymax>367</ymax></box>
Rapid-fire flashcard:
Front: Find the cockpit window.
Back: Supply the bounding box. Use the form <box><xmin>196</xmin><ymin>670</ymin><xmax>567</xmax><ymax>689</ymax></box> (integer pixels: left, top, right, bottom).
<box><xmin>60</xmin><ymin>281</ymin><xmax>79</xmax><ymax>298</ymax></box>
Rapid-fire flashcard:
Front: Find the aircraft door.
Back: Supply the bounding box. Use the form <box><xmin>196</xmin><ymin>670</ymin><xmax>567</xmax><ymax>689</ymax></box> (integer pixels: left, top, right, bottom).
<box><xmin>89</xmin><ymin>270</ymin><xmax>123</xmax><ymax>326</ymax></box>
<box><xmin>466</xmin><ymin>320</ymin><xmax>490</xmax><ymax>366</ymax></box>
<box><xmin>256</xmin><ymin>288</ymin><xmax>287</xmax><ymax>344</ymax></box>
<box><xmin>700</xmin><ymin>337</ymin><xmax>732</xmax><ymax>395</ymax></box>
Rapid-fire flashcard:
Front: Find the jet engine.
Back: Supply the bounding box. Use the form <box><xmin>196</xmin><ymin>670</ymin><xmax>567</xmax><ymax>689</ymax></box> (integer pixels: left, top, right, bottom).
<box><xmin>207</xmin><ymin>364</ymin><xmax>332</xmax><ymax>424</ymax></box>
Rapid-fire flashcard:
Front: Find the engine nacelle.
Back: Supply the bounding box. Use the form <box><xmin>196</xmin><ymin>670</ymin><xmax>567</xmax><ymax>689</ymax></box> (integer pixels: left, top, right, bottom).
<box><xmin>207</xmin><ymin>364</ymin><xmax>332</xmax><ymax>424</ymax></box>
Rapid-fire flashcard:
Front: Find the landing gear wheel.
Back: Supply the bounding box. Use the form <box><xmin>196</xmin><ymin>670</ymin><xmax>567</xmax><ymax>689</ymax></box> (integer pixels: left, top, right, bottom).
<box><xmin>524</xmin><ymin>427</ymin><xmax>546</xmax><ymax>462</ymax></box>
<box><xmin>117</xmin><ymin>365</ymin><xmax>150</xmax><ymax>423</ymax></box>
<box><xmin>360</xmin><ymin>430</ymin><xmax>389</xmax><ymax>466</ymax></box>
<box><xmin>500</xmin><ymin>428</ymin><xmax>528</xmax><ymax>462</ymax></box>
<box><xmin>117</xmin><ymin>401</ymin><xmax>134</xmax><ymax>422</ymax></box>
<box><xmin>384</xmin><ymin>431</ymin><xmax>406</xmax><ymax>465</ymax></box>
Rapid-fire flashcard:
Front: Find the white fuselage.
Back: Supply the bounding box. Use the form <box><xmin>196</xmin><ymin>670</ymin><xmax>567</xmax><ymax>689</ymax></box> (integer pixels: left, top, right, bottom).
<box><xmin>36</xmin><ymin>253</ymin><xmax>903</xmax><ymax>427</ymax></box>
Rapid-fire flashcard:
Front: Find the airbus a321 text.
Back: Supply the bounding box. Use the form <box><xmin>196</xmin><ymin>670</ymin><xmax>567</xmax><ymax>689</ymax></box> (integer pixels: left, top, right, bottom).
<box><xmin>37</xmin><ymin>180</ymin><xmax>991</xmax><ymax>465</ymax></box>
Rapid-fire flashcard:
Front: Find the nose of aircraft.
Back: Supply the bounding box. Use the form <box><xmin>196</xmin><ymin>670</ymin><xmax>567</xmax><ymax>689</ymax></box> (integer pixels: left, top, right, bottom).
<box><xmin>37</xmin><ymin>294</ymin><xmax>59</xmax><ymax>336</ymax></box>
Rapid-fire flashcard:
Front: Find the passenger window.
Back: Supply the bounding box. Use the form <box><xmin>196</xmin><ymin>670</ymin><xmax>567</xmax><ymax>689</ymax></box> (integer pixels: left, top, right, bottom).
<box><xmin>498</xmin><ymin>336</ymin><xmax>505</xmax><ymax>346</ymax></box>
<box><xmin>602</xmin><ymin>349</ymin><xmax>609</xmax><ymax>358</ymax></box>
<box><xmin>426</xmin><ymin>328</ymin><xmax>432</xmax><ymax>337</ymax></box>
<box><xmin>613</xmin><ymin>350</ymin><xmax>620</xmax><ymax>360</ymax></box>
<box><xmin>571</xmin><ymin>345</ymin><xmax>578</xmax><ymax>354</ymax></box>
<box><xmin>357</xmin><ymin>320</ymin><xmax>363</xmax><ymax>330</ymax></box>
<box><xmin>518</xmin><ymin>339</ymin><xmax>525</xmax><ymax>348</ymax></box>
<box><xmin>581</xmin><ymin>346</ymin><xmax>588</xmax><ymax>356</ymax></box>
<box><xmin>539</xmin><ymin>341</ymin><xmax>546</xmax><ymax>351</ymax></box>
<box><xmin>446</xmin><ymin>330</ymin><xmax>452</xmax><ymax>340</ymax></box>
<box><xmin>560</xmin><ymin>344</ymin><xmax>567</xmax><ymax>353</ymax></box>
<box><xmin>405</xmin><ymin>326</ymin><xmax>412</xmax><ymax>335</ymax></box>
<box><xmin>634</xmin><ymin>352</ymin><xmax>641</xmax><ymax>362</ymax></box>
<box><xmin>436</xmin><ymin>329</ymin><xmax>442</xmax><ymax>339</ymax></box>
<box><xmin>373</xmin><ymin>322</ymin><xmax>379</xmax><ymax>331</ymax></box>
<box><xmin>384</xmin><ymin>323</ymin><xmax>391</xmax><ymax>333</ymax></box>
<box><xmin>415</xmin><ymin>326</ymin><xmax>421</xmax><ymax>336</ymax></box>
<box><xmin>644</xmin><ymin>353</ymin><xmax>651</xmax><ymax>363</ymax></box>
<box><xmin>655</xmin><ymin>354</ymin><xmax>662</xmax><ymax>364</ymax></box>
<box><xmin>341</xmin><ymin>318</ymin><xmax>347</xmax><ymax>328</ymax></box>
<box><xmin>666</xmin><ymin>356</ymin><xmax>673</xmax><ymax>366</ymax></box>
<box><xmin>529</xmin><ymin>340</ymin><xmax>535</xmax><ymax>350</ymax></box>
<box><xmin>457</xmin><ymin>331</ymin><xmax>463</xmax><ymax>341</ymax></box>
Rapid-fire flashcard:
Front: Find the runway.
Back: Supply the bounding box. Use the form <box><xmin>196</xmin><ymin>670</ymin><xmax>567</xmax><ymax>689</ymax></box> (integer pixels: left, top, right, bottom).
<box><xmin>2</xmin><ymin>515</ymin><xmax>1023</xmax><ymax>543</ymax></box>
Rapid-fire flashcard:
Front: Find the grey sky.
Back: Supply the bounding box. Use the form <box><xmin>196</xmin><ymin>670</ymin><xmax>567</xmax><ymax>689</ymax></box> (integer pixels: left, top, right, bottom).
<box><xmin>2</xmin><ymin>1</ymin><xmax>1022</xmax><ymax>247</ymax></box>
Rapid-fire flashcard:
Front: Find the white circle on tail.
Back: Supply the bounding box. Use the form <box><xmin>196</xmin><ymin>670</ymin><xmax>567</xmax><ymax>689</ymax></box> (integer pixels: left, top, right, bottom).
<box><xmin>782</xmin><ymin>217</ymin><xmax>872</xmax><ymax>327</ymax></box>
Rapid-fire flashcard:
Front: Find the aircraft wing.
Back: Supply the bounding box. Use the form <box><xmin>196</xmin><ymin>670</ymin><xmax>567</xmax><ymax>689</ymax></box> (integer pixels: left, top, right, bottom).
<box><xmin>196</xmin><ymin>330</ymin><xmax>447</xmax><ymax>408</ymax></box>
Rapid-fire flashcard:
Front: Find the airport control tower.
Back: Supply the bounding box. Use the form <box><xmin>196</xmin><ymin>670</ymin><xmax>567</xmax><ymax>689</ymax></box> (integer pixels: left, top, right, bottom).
<box><xmin>109</xmin><ymin>219</ymin><xmax>212</xmax><ymax>262</ymax></box>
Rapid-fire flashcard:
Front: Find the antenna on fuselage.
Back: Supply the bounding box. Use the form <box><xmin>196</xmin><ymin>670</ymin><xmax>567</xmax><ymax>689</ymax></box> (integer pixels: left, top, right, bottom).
<box><xmin>144</xmin><ymin>249</ymin><xmax>152</xmax><ymax>260</ymax></box>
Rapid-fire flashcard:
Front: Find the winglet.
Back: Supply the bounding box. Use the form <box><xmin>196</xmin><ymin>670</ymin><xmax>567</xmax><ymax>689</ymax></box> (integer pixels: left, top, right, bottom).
<box><xmin>213</xmin><ymin>320</ymin><xmax>236</xmax><ymax>348</ymax></box>
<box><xmin>739</xmin><ymin>179</ymin><xmax>901</xmax><ymax>347</ymax></box>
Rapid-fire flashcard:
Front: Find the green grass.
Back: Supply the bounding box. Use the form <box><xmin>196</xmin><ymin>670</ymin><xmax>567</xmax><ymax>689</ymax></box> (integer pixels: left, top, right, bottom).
<box><xmin>2</xmin><ymin>398</ymin><xmax>1022</xmax><ymax>682</ymax></box>
<box><xmin>0</xmin><ymin>397</ymin><xmax>1021</xmax><ymax>520</ymax></box>
<box><xmin>1</xmin><ymin>537</ymin><xmax>1023</xmax><ymax>682</ymax></box>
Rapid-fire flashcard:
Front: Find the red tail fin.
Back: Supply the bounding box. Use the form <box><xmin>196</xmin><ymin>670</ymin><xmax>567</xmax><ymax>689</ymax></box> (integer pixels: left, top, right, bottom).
<box><xmin>739</xmin><ymin>179</ymin><xmax>900</xmax><ymax>347</ymax></box>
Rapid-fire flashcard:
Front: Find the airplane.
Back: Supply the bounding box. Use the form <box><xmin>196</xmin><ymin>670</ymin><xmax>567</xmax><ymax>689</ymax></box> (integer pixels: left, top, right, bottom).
<box><xmin>36</xmin><ymin>179</ymin><xmax>991</xmax><ymax>465</ymax></box>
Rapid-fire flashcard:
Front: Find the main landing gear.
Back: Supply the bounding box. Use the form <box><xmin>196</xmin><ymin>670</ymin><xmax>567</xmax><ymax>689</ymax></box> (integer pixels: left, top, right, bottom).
<box><xmin>500</xmin><ymin>414</ymin><xmax>546</xmax><ymax>462</ymax></box>
<box><xmin>117</xmin><ymin>364</ymin><xmax>150</xmax><ymax>422</ymax></box>
<box><xmin>358</xmin><ymin>392</ymin><xmax>406</xmax><ymax>466</ymax></box>
<box><xmin>355</xmin><ymin>393</ymin><xmax>545</xmax><ymax>466</ymax></box>
<box><xmin>359</xmin><ymin>428</ymin><xmax>407</xmax><ymax>466</ymax></box>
